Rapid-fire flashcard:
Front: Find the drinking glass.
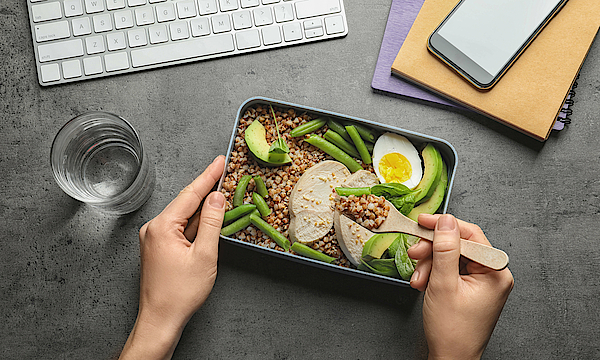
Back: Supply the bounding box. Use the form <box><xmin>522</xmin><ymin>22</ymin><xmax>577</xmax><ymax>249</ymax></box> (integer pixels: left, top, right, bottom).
<box><xmin>51</xmin><ymin>112</ymin><xmax>154</xmax><ymax>214</ymax></box>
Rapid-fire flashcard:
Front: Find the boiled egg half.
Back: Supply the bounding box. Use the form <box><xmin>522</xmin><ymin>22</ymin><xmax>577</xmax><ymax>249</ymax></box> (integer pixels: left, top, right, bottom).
<box><xmin>372</xmin><ymin>133</ymin><xmax>423</xmax><ymax>189</ymax></box>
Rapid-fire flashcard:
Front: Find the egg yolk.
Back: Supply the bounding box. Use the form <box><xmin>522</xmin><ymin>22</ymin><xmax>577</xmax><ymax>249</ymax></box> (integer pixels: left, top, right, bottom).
<box><xmin>379</xmin><ymin>152</ymin><xmax>412</xmax><ymax>183</ymax></box>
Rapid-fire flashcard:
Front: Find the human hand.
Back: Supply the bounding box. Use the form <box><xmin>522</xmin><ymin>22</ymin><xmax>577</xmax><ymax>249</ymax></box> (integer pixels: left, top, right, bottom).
<box><xmin>408</xmin><ymin>214</ymin><xmax>514</xmax><ymax>360</ymax></box>
<box><xmin>119</xmin><ymin>155</ymin><xmax>226</xmax><ymax>360</ymax></box>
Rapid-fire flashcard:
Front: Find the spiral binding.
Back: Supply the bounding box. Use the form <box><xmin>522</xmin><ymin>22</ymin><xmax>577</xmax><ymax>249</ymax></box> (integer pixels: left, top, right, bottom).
<box><xmin>557</xmin><ymin>75</ymin><xmax>579</xmax><ymax>125</ymax></box>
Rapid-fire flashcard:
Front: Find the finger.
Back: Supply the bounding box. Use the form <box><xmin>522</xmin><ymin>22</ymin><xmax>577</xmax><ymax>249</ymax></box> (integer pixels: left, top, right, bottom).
<box><xmin>410</xmin><ymin>255</ymin><xmax>432</xmax><ymax>291</ymax></box>
<box><xmin>407</xmin><ymin>239</ymin><xmax>432</xmax><ymax>261</ymax></box>
<box><xmin>192</xmin><ymin>191</ymin><xmax>226</xmax><ymax>256</ymax></box>
<box><xmin>183</xmin><ymin>211</ymin><xmax>201</xmax><ymax>241</ymax></box>
<box><xmin>161</xmin><ymin>155</ymin><xmax>226</xmax><ymax>223</ymax></box>
<box><xmin>418</xmin><ymin>213</ymin><xmax>492</xmax><ymax>246</ymax></box>
<box><xmin>429</xmin><ymin>214</ymin><xmax>460</xmax><ymax>289</ymax></box>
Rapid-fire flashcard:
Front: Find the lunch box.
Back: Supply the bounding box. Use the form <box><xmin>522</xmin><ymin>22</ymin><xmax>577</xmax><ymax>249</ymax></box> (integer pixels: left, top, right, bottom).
<box><xmin>218</xmin><ymin>96</ymin><xmax>458</xmax><ymax>286</ymax></box>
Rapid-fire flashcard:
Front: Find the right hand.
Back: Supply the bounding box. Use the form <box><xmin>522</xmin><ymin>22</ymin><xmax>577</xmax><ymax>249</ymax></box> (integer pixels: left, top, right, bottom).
<box><xmin>408</xmin><ymin>214</ymin><xmax>514</xmax><ymax>360</ymax></box>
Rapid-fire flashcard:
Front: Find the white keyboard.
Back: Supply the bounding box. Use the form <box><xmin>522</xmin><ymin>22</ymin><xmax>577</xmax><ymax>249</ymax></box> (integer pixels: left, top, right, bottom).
<box><xmin>27</xmin><ymin>0</ymin><xmax>348</xmax><ymax>86</ymax></box>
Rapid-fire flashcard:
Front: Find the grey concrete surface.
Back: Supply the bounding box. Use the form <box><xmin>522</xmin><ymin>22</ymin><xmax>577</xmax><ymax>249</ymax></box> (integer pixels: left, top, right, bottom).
<box><xmin>1</xmin><ymin>1</ymin><xmax>599</xmax><ymax>359</ymax></box>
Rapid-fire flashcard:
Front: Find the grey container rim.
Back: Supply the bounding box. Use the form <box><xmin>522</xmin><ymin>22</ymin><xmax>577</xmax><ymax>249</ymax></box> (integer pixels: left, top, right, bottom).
<box><xmin>218</xmin><ymin>96</ymin><xmax>459</xmax><ymax>287</ymax></box>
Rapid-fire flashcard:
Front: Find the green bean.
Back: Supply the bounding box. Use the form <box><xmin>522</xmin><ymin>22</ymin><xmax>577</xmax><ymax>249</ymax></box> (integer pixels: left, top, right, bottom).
<box><xmin>253</xmin><ymin>175</ymin><xmax>268</xmax><ymax>198</ymax></box>
<box><xmin>365</xmin><ymin>141</ymin><xmax>374</xmax><ymax>154</ymax></box>
<box><xmin>349</xmin><ymin>123</ymin><xmax>378</xmax><ymax>143</ymax></box>
<box><xmin>249</xmin><ymin>212</ymin><xmax>290</xmax><ymax>251</ymax></box>
<box><xmin>223</xmin><ymin>204</ymin><xmax>256</xmax><ymax>224</ymax></box>
<box><xmin>334</xmin><ymin>187</ymin><xmax>371</xmax><ymax>197</ymax></box>
<box><xmin>323</xmin><ymin>130</ymin><xmax>360</xmax><ymax>158</ymax></box>
<box><xmin>233</xmin><ymin>175</ymin><xmax>252</xmax><ymax>207</ymax></box>
<box><xmin>291</xmin><ymin>242</ymin><xmax>335</xmax><ymax>264</ymax></box>
<box><xmin>252</xmin><ymin>192</ymin><xmax>271</xmax><ymax>216</ymax></box>
<box><xmin>289</xmin><ymin>118</ymin><xmax>327</xmax><ymax>137</ymax></box>
<box><xmin>327</xmin><ymin>119</ymin><xmax>352</xmax><ymax>142</ymax></box>
<box><xmin>304</xmin><ymin>135</ymin><xmax>363</xmax><ymax>173</ymax></box>
<box><xmin>220</xmin><ymin>209</ymin><xmax>259</xmax><ymax>236</ymax></box>
<box><xmin>346</xmin><ymin>125</ymin><xmax>372</xmax><ymax>164</ymax></box>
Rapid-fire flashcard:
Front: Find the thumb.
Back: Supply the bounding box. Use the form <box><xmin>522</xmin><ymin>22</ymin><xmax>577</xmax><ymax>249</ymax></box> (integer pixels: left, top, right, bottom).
<box><xmin>193</xmin><ymin>191</ymin><xmax>226</xmax><ymax>255</ymax></box>
<box><xmin>429</xmin><ymin>214</ymin><xmax>460</xmax><ymax>289</ymax></box>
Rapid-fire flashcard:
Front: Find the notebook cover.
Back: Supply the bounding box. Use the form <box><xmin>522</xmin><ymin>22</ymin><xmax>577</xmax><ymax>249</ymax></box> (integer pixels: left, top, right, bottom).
<box><xmin>391</xmin><ymin>0</ymin><xmax>599</xmax><ymax>140</ymax></box>
<box><xmin>371</xmin><ymin>0</ymin><xmax>457</xmax><ymax>108</ymax></box>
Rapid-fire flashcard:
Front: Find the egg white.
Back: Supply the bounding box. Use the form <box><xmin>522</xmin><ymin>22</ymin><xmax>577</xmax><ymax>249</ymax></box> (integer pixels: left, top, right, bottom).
<box><xmin>372</xmin><ymin>133</ymin><xmax>423</xmax><ymax>189</ymax></box>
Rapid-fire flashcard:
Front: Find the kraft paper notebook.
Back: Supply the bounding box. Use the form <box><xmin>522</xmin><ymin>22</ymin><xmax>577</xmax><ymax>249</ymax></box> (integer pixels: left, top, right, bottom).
<box><xmin>371</xmin><ymin>0</ymin><xmax>576</xmax><ymax>131</ymax></box>
<box><xmin>391</xmin><ymin>0</ymin><xmax>600</xmax><ymax>140</ymax></box>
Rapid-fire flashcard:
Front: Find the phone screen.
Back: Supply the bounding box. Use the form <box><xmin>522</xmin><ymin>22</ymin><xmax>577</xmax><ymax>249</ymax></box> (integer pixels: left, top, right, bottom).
<box><xmin>430</xmin><ymin>0</ymin><xmax>566</xmax><ymax>88</ymax></box>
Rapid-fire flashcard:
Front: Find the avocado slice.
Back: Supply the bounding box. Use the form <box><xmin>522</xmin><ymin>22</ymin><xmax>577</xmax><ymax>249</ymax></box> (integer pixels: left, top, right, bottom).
<box><xmin>413</xmin><ymin>144</ymin><xmax>443</xmax><ymax>203</ymax></box>
<box><xmin>361</xmin><ymin>233</ymin><xmax>401</xmax><ymax>260</ymax></box>
<box><xmin>244</xmin><ymin>120</ymin><xmax>292</xmax><ymax>166</ymax></box>
<box><xmin>407</xmin><ymin>160</ymin><xmax>448</xmax><ymax>222</ymax></box>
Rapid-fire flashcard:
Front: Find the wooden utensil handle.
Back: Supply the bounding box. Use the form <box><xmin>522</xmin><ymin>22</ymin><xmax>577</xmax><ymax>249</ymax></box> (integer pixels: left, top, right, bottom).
<box><xmin>408</xmin><ymin>227</ymin><xmax>509</xmax><ymax>270</ymax></box>
<box><xmin>458</xmin><ymin>239</ymin><xmax>509</xmax><ymax>271</ymax></box>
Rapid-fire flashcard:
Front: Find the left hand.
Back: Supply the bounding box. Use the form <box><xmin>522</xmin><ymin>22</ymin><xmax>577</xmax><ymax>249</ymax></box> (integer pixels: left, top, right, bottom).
<box><xmin>119</xmin><ymin>155</ymin><xmax>226</xmax><ymax>360</ymax></box>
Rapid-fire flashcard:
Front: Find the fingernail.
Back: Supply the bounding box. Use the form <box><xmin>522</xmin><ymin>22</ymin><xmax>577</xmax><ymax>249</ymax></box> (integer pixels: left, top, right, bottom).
<box><xmin>408</xmin><ymin>241</ymin><xmax>422</xmax><ymax>252</ymax></box>
<box><xmin>410</xmin><ymin>269</ymin><xmax>420</xmax><ymax>283</ymax></box>
<box><xmin>208</xmin><ymin>192</ymin><xmax>225</xmax><ymax>209</ymax></box>
<box><xmin>211</xmin><ymin>155</ymin><xmax>224</xmax><ymax>165</ymax></box>
<box><xmin>436</xmin><ymin>214</ymin><xmax>456</xmax><ymax>231</ymax></box>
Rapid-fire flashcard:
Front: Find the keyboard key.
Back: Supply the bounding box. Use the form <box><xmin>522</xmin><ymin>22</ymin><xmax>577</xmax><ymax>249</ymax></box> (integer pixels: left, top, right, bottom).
<box><xmin>38</xmin><ymin>39</ymin><xmax>84</xmax><ymax>62</ymax></box>
<box><xmin>128</xmin><ymin>0</ymin><xmax>146</xmax><ymax>6</ymax></box>
<box><xmin>128</xmin><ymin>28</ymin><xmax>148</xmax><ymax>46</ymax></box>
<box><xmin>135</xmin><ymin>7</ymin><xmax>155</xmax><ymax>25</ymax></box>
<box><xmin>262</xmin><ymin>0</ymin><xmax>279</xmax><ymax>4</ymax></box>
<box><xmin>72</xmin><ymin>17</ymin><xmax>92</xmax><ymax>36</ymax></box>
<box><xmin>156</xmin><ymin>3</ymin><xmax>176</xmax><ymax>22</ymax></box>
<box><xmin>41</xmin><ymin>63</ymin><xmax>61</xmax><ymax>82</ymax></box>
<box><xmin>241</xmin><ymin>0</ymin><xmax>259</xmax><ymax>8</ymax></box>
<box><xmin>191</xmin><ymin>17</ymin><xmax>211</xmax><ymax>37</ymax></box>
<box><xmin>107</xmin><ymin>31</ymin><xmax>127</xmax><ymax>50</ymax></box>
<box><xmin>305</xmin><ymin>27</ymin><xmax>323</xmax><ymax>38</ymax></box>
<box><xmin>149</xmin><ymin>24</ymin><xmax>168</xmax><ymax>43</ymax></box>
<box><xmin>198</xmin><ymin>0</ymin><xmax>217</xmax><ymax>15</ymax></box>
<box><xmin>114</xmin><ymin>10</ymin><xmax>134</xmax><ymax>29</ymax></box>
<box><xmin>105</xmin><ymin>52</ymin><xmax>130</xmax><ymax>71</ymax></box>
<box><xmin>274</xmin><ymin>3</ymin><xmax>293</xmax><ymax>23</ymax></box>
<box><xmin>62</xmin><ymin>59</ymin><xmax>82</xmax><ymax>78</ymax></box>
<box><xmin>130</xmin><ymin>33</ymin><xmax>234</xmax><ymax>67</ymax></box>
<box><xmin>253</xmin><ymin>7</ymin><xmax>272</xmax><ymax>26</ymax></box>
<box><xmin>84</xmin><ymin>0</ymin><xmax>105</xmax><ymax>13</ymax></box>
<box><xmin>219</xmin><ymin>0</ymin><xmax>238</xmax><ymax>11</ymax></box>
<box><xmin>295</xmin><ymin>0</ymin><xmax>341</xmax><ymax>19</ymax></box>
<box><xmin>232</xmin><ymin>10</ymin><xmax>252</xmax><ymax>30</ymax></box>
<box><xmin>176</xmin><ymin>1</ymin><xmax>197</xmax><ymax>18</ymax></box>
<box><xmin>34</xmin><ymin>21</ymin><xmax>70</xmax><ymax>42</ymax></box>
<box><xmin>212</xmin><ymin>14</ymin><xmax>231</xmax><ymax>33</ymax></box>
<box><xmin>83</xmin><ymin>56</ymin><xmax>103</xmax><ymax>75</ymax></box>
<box><xmin>93</xmin><ymin>13</ymin><xmax>113</xmax><ymax>32</ymax></box>
<box><xmin>325</xmin><ymin>15</ymin><xmax>344</xmax><ymax>35</ymax></box>
<box><xmin>282</xmin><ymin>22</ymin><xmax>302</xmax><ymax>41</ymax></box>
<box><xmin>106</xmin><ymin>0</ymin><xmax>126</xmax><ymax>10</ymax></box>
<box><xmin>303</xmin><ymin>19</ymin><xmax>322</xmax><ymax>30</ymax></box>
<box><xmin>85</xmin><ymin>35</ymin><xmax>105</xmax><ymax>54</ymax></box>
<box><xmin>31</xmin><ymin>2</ymin><xmax>62</xmax><ymax>23</ymax></box>
<box><xmin>169</xmin><ymin>22</ymin><xmax>190</xmax><ymax>40</ymax></box>
<box><xmin>235</xmin><ymin>29</ymin><xmax>260</xmax><ymax>50</ymax></box>
<box><xmin>261</xmin><ymin>25</ymin><xmax>281</xmax><ymax>45</ymax></box>
<box><xmin>64</xmin><ymin>0</ymin><xmax>84</xmax><ymax>17</ymax></box>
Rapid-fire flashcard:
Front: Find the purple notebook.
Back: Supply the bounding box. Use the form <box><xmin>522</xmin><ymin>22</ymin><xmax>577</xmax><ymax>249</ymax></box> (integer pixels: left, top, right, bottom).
<box><xmin>371</xmin><ymin>0</ymin><xmax>574</xmax><ymax>131</ymax></box>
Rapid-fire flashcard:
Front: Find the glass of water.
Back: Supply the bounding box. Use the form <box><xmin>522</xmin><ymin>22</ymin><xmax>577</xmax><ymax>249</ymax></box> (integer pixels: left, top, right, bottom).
<box><xmin>51</xmin><ymin>112</ymin><xmax>155</xmax><ymax>214</ymax></box>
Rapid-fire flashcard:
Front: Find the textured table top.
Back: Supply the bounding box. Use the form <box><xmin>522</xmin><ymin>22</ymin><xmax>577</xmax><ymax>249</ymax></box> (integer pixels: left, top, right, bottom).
<box><xmin>2</xmin><ymin>1</ymin><xmax>599</xmax><ymax>359</ymax></box>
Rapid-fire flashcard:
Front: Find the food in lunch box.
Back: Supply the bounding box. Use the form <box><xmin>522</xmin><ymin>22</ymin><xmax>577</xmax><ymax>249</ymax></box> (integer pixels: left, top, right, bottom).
<box><xmin>220</xmin><ymin>104</ymin><xmax>449</xmax><ymax>280</ymax></box>
<box><xmin>372</xmin><ymin>132</ymin><xmax>423</xmax><ymax>189</ymax></box>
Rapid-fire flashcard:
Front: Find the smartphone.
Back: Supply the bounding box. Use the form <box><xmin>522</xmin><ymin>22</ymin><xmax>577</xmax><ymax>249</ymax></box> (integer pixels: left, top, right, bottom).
<box><xmin>428</xmin><ymin>0</ymin><xmax>569</xmax><ymax>90</ymax></box>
